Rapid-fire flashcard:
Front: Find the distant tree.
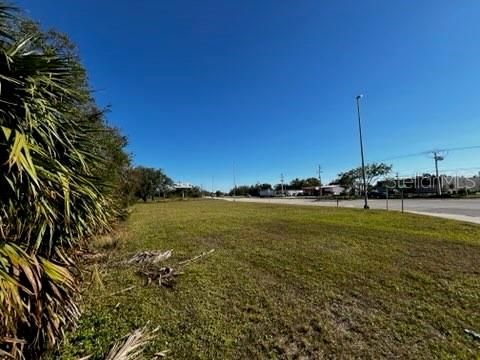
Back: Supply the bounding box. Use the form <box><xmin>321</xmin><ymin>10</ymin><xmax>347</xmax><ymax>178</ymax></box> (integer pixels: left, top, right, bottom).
<box><xmin>134</xmin><ymin>167</ymin><xmax>171</xmax><ymax>201</ymax></box>
<box><xmin>157</xmin><ymin>172</ymin><xmax>174</xmax><ymax>198</ymax></box>
<box><xmin>289</xmin><ymin>178</ymin><xmax>303</xmax><ymax>189</ymax></box>
<box><xmin>247</xmin><ymin>183</ymin><xmax>272</xmax><ymax>196</ymax></box>
<box><xmin>364</xmin><ymin>163</ymin><xmax>393</xmax><ymax>186</ymax></box>
<box><xmin>186</xmin><ymin>186</ymin><xmax>203</xmax><ymax>198</ymax></box>
<box><xmin>289</xmin><ymin>177</ymin><xmax>320</xmax><ymax>189</ymax></box>
<box><xmin>119</xmin><ymin>167</ymin><xmax>142</xmax><ymax>205</ymax></box>
<box><xmin>332</xmin><ymin>169</ymin><xmax>358</xmax><ymax>190</ymax></box>
<box><xmin>229</xmin><ymin>185</ymin><xmax>251</xmax><ymax>196</ymax></box>
<box><xmin>303</xmin><ymin>177</ymin><xmax>321</xmax><ymax>187</ymax></box>
<box><xmin>227</xmin><ymin>183</ymin><xmax>276</xmax><ymax>197</ymax></box>
<box><xmin>333</xmin><ymin>163</ymin><xmax>392</xmax><ymax>192</ymax></box>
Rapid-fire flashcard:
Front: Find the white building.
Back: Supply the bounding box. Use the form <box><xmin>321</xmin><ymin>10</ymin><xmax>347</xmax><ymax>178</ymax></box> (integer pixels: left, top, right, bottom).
<box><xmin>286</xmin><ymin>190</ymin><xmax>304</xmax><ymax>197</ymax></box>
<box><xmin>173</xmin><ymin>182</ymin><xmax>193</xmax><ymax>190</ymax></box>
<box><xmin>321</xmin><ymin>185</ymin><xmax>344</xmax><ymax>196</ymax></box>
<box><xmin>259</xmin><ymin>189</ymin><xmax>275</xmax><ymax>197</ymax></box>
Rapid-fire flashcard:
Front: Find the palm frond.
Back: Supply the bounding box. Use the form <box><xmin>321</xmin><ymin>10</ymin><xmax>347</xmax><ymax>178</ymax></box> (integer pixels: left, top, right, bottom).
<box><xmin>105</xmin><ymin>326</ymin><xmax>158</xmax><ymax>360</ymax></box>
<box><xmin>0</xmin><ymin>243</ymin><xmax>79</xmax><ymax>356</ymax></box>
<box><xmin>1</xmin><ymin>2</ymin><xmax>129</xmax><ymax>358</ymax></box>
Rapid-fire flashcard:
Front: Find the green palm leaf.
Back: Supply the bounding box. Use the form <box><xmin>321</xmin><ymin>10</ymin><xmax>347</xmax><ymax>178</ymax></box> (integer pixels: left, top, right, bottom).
<box><xmin>1</xmin><ymin>2</ymin><xmax>130</xmax><ymax>358</ymax></box>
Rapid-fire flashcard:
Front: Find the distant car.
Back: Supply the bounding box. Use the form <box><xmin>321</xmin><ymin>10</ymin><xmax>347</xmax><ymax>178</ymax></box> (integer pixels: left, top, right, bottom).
<box><xmin>370</xmin><ymin>189</ymin><xmax>399</xmax><ymax>199</ymax></box>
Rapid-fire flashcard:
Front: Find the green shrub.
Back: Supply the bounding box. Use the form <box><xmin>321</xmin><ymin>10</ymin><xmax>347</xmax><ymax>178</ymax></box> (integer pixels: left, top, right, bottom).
<box><xmin>0</xmin><ymin>3</ymin><xmax>129</xmax><ymax>358</ymax></box>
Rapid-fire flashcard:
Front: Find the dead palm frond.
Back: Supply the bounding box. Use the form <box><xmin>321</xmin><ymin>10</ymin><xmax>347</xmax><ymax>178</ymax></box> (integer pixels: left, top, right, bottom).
<box><xmin>126</xmin><ymin>250</ymin><xmax>172</xmax><ymax>266</ymax></box>
<box><xmin>89</xmin><ymin>263</ymin><xmax>105</xmax><ymax>289</ymax></box>
<box><xmin>104</xmin><ymin>326</ymin><xmax>159</xmax><ymax>360</ymax></box>
<box><xmin>0</xmin><ymin>243</ymin><xmax>79</xmax><ymax>358</ymax></box>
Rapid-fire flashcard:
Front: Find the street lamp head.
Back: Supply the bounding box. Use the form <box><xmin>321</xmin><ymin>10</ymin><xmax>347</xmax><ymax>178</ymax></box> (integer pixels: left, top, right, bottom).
<box><xmin>356</xmin><ymin>94</ymin><xmax>363</xmax><ymax>100</ymax></box>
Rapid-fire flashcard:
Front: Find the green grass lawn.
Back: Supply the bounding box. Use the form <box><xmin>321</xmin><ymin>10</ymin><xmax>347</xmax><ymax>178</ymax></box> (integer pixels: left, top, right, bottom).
<box><xmin>53</xmin><ymin>200</ymin><xmax>480</xmax><ymax>359</ymax></box>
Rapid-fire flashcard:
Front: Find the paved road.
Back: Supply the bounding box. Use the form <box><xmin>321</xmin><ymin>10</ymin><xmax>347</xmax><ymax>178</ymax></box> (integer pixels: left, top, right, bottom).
<box><xmin>220</xmin><ymin>197</ymin><xmax>480</xmax><ymax>224</ymax></box>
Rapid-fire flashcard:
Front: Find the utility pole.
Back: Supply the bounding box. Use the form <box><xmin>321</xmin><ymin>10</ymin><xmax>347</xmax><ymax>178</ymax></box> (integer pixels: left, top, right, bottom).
<box><xmin>386</xmin><ymin>187</ymin><xmax>389</xmax><ymax>210</ymax></box>
<box><xmin>355</xmin><ymin>94</ymin><xmax>369</xmax><ymax>209</ymax></box>
<box><xmin>318</xmin><ymin>165</ymin><xmax>323</xmax><ymax>197</ymax></box>
<box><xmin>280</xmin><ymin>173</ymin><xmax>285</xmax><ymax>196</ymax></box>
<box><xmin>211</xmin><ymin>176</ymin><xmax>214</xmax><ymax>197</ymax></box>
<box><xmin>233</xmin><ymin>162</ymin><xmax>237</xmax><ymax>200</ymax></box>
<box><xmin>433</xmin><ymin>151</ymin><xmax>444</xmax><ymax>196</ymax></box>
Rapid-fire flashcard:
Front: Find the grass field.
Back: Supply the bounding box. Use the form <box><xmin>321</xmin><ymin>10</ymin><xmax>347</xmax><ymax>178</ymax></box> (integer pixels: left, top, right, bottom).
<box><xmin>53</xmin><ymin>200</ymin><xmax>480</xmax><ymax>359</ymax></box>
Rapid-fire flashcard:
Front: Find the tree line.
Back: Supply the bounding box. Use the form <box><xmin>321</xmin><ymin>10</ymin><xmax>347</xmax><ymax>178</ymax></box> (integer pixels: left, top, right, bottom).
<box><xmin>125</xmin><ymin>166</ymin><xmax>207</xmax><ymax>201</ymax></box>
<box><xmin>228</xmin><ymin>163</ymin><xmax>392</xmax><ymax>196</ymax></box>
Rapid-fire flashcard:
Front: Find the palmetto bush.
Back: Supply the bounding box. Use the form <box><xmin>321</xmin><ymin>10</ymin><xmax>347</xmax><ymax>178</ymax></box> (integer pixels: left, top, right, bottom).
<box><xmin>0</xmin><ymin>3</ymin><xmax>127</xmax><ymax>358</ymax></box>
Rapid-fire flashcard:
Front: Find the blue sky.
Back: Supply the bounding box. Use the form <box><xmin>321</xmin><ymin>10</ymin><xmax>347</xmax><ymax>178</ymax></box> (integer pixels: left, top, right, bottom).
<box><xmin>18</xmin><ymin>0</ymin><xmax>480</xmax><ymax>191</ymax></box>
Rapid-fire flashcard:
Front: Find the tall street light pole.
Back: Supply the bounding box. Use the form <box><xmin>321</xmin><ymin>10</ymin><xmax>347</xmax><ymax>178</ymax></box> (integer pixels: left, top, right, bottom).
<box><xmin>356</xmin><ymin>94</ymin><xmax>369</xmax><ymax>209</ymax></box>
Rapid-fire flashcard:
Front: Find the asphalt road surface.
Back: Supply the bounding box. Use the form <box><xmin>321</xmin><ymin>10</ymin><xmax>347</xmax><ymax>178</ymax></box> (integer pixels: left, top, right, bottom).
<box><xmin>220</xmin><ymin>197</ymin><xmax>480</xmax><ymax>224</ymax></box>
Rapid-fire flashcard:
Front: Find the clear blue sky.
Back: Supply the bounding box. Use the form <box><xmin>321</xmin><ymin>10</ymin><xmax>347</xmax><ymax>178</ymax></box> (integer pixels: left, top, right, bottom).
<box><xmin>18</xmin><ymin>0</ymin><xmax>480</xmax><ymax>191</ymax></box>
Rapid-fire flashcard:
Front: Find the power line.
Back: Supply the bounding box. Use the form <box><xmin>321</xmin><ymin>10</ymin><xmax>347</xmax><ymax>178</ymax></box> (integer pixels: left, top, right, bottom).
<box><xmin>380</xmin><ymin>145</ymin><xmax>480</xmax><ymax>162</ymax></box>
<box><xmin>393</xmin><ymin>167</ymin><xmax>480</xmax><ymax>176</ymax></box>
<box><xmin>441</xmin><ymin>166</ymin><xmax>480</xmax><ymax>172</ymax></box>
<box><xmin>439</xmin><ymin>145</ymin><xmax>480</xmax><ymax>153</ymax></box>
